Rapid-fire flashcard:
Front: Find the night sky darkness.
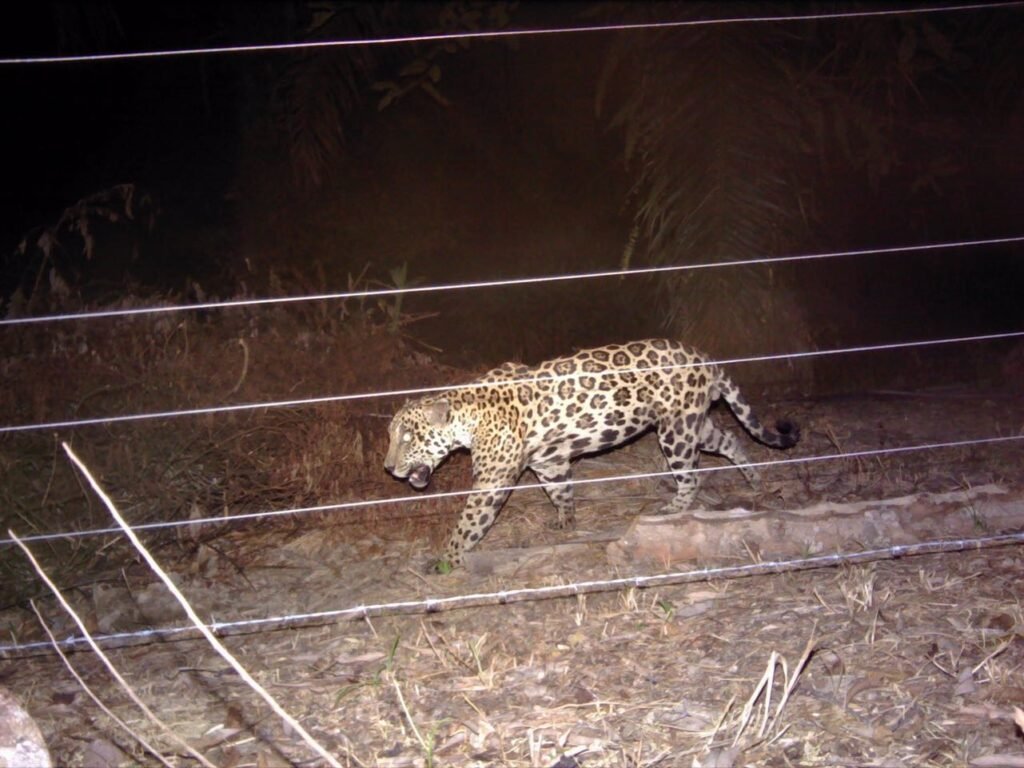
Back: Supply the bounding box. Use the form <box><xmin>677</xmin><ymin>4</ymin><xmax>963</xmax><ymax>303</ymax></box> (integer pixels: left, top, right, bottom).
<box><xmin>1</xmin><ymin>2</ymin><xmax>1022</xmax><ymax>376</ymax></box>
<box><xmin>2</xmin><ymin>4</ymin><xmax>246</xmax><ymax>237</ymax></box>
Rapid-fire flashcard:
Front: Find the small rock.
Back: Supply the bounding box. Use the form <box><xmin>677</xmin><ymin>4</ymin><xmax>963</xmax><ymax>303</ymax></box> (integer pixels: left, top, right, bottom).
<box><xmin>0</xmin><ymin>685</ymin><xmax>52</xmax><ymax>768</ymax></box>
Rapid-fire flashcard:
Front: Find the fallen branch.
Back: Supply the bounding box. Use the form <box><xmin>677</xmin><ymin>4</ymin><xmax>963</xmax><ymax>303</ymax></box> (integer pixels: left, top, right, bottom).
<box><xmin>6</xmin><ymin>529</ymin><xmax>1024</xmax><ymax>658</ymax></box>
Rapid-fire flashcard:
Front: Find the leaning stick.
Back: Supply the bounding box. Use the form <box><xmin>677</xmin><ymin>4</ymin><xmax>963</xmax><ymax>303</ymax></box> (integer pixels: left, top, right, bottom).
<box><xmin>10</xmin><ymin>531</ymin><xmax>213</xmax><ymax>767</ymax></box>
<box><xmin>29</xmin><ymin>599</ymin><xmax>176</xmax><ymax>768</ymax></box>
<box><xmin>61</xmin><ymin>442</ymin><xmax>344</xmax><ymax>768</ymax></box>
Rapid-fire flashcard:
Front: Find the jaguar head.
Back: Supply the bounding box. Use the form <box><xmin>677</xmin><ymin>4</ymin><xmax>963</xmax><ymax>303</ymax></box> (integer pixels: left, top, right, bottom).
<box><xmin>384</xmin><ymin>398</ymin><xmax>454</xmax><ymax>490</ymax></box>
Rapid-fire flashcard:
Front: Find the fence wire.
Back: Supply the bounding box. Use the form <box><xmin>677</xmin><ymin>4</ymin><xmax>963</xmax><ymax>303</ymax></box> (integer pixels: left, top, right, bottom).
<box><xmin>3</xmin><ymin>2</ymin><xmax>1021</xmax><ymax>66</ymax></box>
<box><xmin>3</xmin><ymin>329</ymin><xmax>1023</xmax><ymax>435</ymax></box>
<box><xmin>3</xmin><ymin>235</ymin><xmax>1022</xmax><ymax>328</ymax></box>
<box><xmin>2</xmin><ymin>432</ymin><xmax>1020</xmax><ymax>548</ymax></box>
<box><xmin>4</xmin><ymin>530</ymin><xmax>1021</xmax><ymax>657</ymax></box>
<box><xmin>2</xmin><ymin>0</ymin><xmax>1022</xmax><ymax>705</ymax></box>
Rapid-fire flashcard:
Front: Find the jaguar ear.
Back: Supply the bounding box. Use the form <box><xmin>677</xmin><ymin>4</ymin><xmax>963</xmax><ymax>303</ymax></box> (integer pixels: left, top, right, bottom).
<box><xmin>423</xmin><ymin>399</ymin><xmax>450</xmax><ymax>426</ymax></box>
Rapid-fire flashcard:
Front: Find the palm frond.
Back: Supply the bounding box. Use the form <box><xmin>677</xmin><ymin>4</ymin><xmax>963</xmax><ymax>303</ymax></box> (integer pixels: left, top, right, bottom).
<box><xmin>272</xmin><ymin>4</ymin><xmax>391</xmax><ymax>188</ymax></box>
<box><xmin>603</xmin><ymin>15</ymin><xmax>815</xmax><ymax>380</ymax></box>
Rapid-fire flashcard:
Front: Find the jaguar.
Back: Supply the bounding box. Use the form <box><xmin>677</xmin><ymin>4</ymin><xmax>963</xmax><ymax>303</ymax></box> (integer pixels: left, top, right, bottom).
<box><xmin>385</xmin><ymin>339</ymin><xmax>799</xmax><ymax>568</ymax></box>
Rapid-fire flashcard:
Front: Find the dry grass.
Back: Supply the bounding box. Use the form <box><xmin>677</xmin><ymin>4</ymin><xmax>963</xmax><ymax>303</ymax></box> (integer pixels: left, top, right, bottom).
<box><xmin>0</xmin><ymin>287</ymin><xmax>465</xmax><ymax>612</ymax></box>
<box><xmin>1</xmin><ymin>293</ymin><xmax>1023</xmax><ymax>766</ymax></box>
<box><xmin>18</xmin><ymin>552</ymin><xmax>1024</xmax><ymax>768</ymax></box>
<box><xmin>4</xmin><ymin>530</ymin><xmax>1023</xmax><ymax>765</ymax></box>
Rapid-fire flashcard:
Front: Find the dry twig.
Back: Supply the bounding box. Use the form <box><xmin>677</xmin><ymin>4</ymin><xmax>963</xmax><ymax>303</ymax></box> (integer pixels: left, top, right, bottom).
<box><xmin>29</xmin><ymin>599</ymin><xmax>174</xmax><ymax>768</ymax></box>
<box><xmin>9</xmin><ymin>530</ymin><xmax>213</xmax><ymax>768</ymax></box>
<box><xmin>61</xmin><ymin>441</ymin><xmax>346</xmax><ymax>768</ymax></box>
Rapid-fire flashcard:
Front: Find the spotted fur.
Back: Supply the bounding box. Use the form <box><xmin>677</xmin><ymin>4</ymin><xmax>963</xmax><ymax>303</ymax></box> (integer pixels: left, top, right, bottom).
<box><xmin>385</xmin><ymin>339</ymin><xmax>799</xmax><ymax>568</ymax></box>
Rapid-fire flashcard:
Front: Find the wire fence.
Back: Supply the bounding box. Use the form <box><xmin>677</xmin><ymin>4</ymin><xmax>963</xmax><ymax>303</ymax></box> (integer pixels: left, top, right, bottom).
<box><xmin>3</xmin><ymin>241</ymin><xmax>1022</xmax><ymax>610</ymax></box>
<box><xmin>2</xmin><ymin>2</ymin><xmax>1022</xmax><ymax>669</ymax></box>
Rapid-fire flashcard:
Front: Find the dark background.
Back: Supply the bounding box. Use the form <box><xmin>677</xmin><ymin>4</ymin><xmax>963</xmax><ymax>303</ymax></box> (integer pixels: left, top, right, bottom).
<box><xmin>2</xmin><ymin>1</ymin><xmax>1022</xmax><ymax>386</ymax></box>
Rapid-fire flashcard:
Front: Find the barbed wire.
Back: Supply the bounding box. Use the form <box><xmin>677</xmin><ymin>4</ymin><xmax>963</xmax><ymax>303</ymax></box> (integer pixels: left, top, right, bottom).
<box><xmin>1</xmin><ymin>432</ymin><xmax>1019</xmax><ymax>548</ymax></box>
<box><xmin>2</xmin><ymin>2</ymin><xmax>1020</xmax><ymax>67</ymax></box>
<box><xmin>4</xmin><ymin>529</ymin><xmax>1020</xmax><ymax>656</ymax></box>
<box><xmin>3</xmin><ymin>235</ymin><xmax>1022</xmax><ymax>328</ymax></box>
<box><xmin>2</xmin><ymin>328</ymin><xmax>1021</xmax><ymax>435</ymax></box>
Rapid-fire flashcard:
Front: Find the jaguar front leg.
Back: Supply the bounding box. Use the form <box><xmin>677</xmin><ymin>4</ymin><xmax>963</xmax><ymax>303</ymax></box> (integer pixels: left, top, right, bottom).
<box><xmin>442</xmin><ymin>466</ymin><xmax>521</xmax><ymax>568</ymax></box>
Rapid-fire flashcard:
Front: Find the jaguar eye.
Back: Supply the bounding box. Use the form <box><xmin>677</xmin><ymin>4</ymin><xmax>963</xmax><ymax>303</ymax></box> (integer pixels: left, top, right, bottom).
<box><xmin>402</xmin><ymin>431</ymin><xmax>412</xmax><ymax>443</ymax></box>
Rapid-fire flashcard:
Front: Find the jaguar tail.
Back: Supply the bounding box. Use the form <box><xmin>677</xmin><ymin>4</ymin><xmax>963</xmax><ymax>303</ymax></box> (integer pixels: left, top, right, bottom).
<box><xmin>716</xmin><ymin>371</ymin><xmax>800</xmax><ymax>449</ymax></box>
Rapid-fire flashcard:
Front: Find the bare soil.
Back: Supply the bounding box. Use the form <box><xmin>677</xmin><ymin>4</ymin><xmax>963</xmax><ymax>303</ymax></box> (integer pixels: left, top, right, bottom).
<box><xmin>2</xmin><ymin>368</ymin><xmax>1023</xmax><ymax>767</ymax></box>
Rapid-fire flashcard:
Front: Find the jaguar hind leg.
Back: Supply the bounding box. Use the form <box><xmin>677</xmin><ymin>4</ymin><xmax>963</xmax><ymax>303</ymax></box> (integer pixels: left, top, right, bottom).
<box><xmin>530</xmin><ymin>454</ymin><xmax>577</xmax><ymax>530</ymax></box>
<box><xmin>656</xmin><ymin>414</ymin><xmax>702</xmax><ymax>513</ymax></box>
<box><xmin>698</xmin><ymin>419</ymin><xmax>759</xmax><ymax>486</ymax></box>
